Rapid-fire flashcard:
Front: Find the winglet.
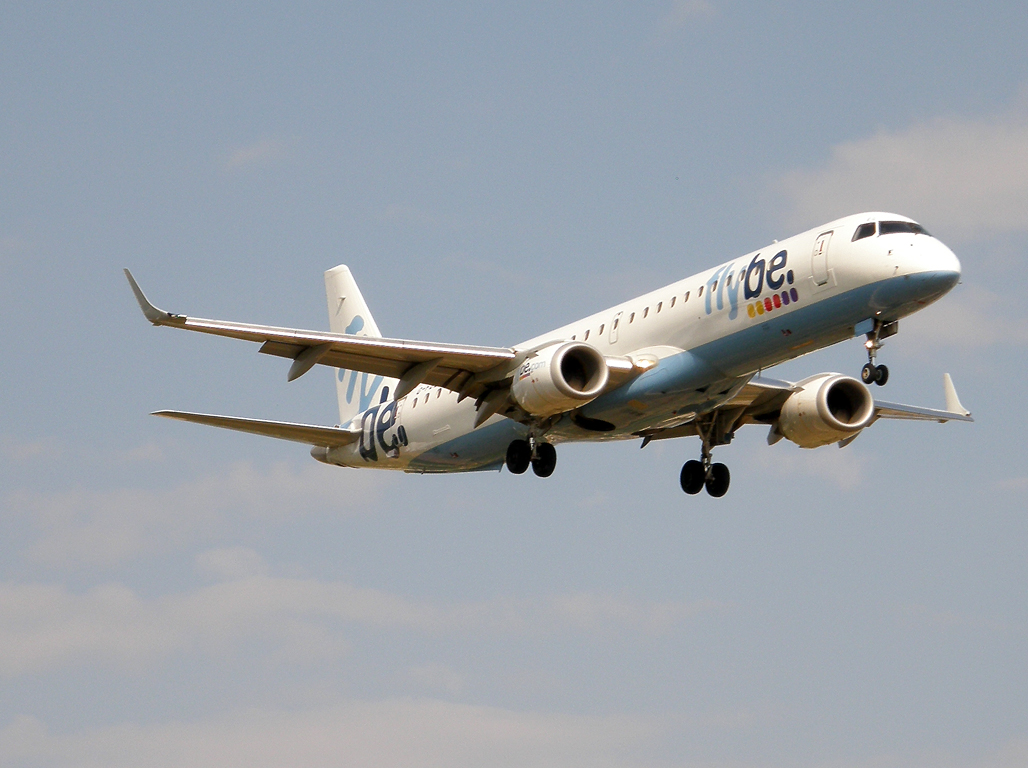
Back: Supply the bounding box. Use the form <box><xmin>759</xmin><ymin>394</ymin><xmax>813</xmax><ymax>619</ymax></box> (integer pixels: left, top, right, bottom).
<box><xmin>124</xmin><ymin>269</ymin><xmax>179</xmax><ymax>325</ymax></box>
<box><xmin>943</xmin><ymin>373</ymin><xmax>971</xmax><ymax>418</ymax></box>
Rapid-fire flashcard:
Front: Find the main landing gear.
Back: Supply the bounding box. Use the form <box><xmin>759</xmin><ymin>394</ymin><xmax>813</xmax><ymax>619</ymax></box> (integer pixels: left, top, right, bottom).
<box><xmin>860</xmin><ymin>320</ymin><xmax>897</xmax><ymax>387</ymax></box>
<box><xmin>679</xmin><ymin>442</ymin><xmax>731</xmax><ymax>498</ymax></box>
<box><xmin>505</xmin><ymin>437</ymin><xmax>557</xmax><ymax>478</ymax></box>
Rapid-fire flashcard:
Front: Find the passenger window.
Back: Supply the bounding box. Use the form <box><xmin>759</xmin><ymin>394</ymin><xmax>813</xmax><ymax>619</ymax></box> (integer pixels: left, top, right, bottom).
<box><xmin>613</xmin><ymin>317</ymin><xmax>620</xmax><ymax>329</ymax></box>
<box><xmin>698</xmin><ymin>286</ymin><xmax>703</xmax><ymax>296</ymax></box>
<box><xmin>598</xmin><ymin>323</ymin><xmax>604</xmax><ymax>334</ymax></box>
<box><xmin>571</xmin><ymin>334</ymin><xmax>576</xmax><ymax>340</ymax></box>
<box><xmin>584</xmin><ymin>329</ymin><xmax>590</xmax><ymax>340</ymax></box>
<box><xmin>712</xmin><ymin>280</ymin><xmax>718</xmax><ymax>291</ymax></box>
<box><xmin>411</xmin><ymin>398</ymin><xmax>416</xmax><ymax>409</ymax></box>
<box><xmin>852</xmin><ymin>222</ymin><xmax>876</xmax><ymax>241</ymax></box>
<box><xmin>643</xmin><ymin>307</ymin><xmax>649</xmax><ymax>318</ymax></box>
<box><xmin>684</xmin><ymin>291</ymin><xmax>690</xmax><ymax>302</ymax></box>
<box><xmin>656</xmin><ymin>302</ymin><xmax>662</xmax><ymax>313</ymax></box>
<box><xmin>726</xmin><ymin>274</ymin><xmax>732</xmax><ymax>285</ymax></box>
<box><xmin>630</xmin><ymin>312</ymin><xmax>635</xmax><ymax>323</ymax></box>
<box><xmin>670</xmin><ymin>296</ymin><xmax>676</xmax><ymax>307</ymax></box>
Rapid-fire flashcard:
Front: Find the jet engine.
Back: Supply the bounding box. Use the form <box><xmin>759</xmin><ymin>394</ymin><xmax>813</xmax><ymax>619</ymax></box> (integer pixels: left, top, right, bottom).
<box><xmin>777</xmin><ymin>373</ymin><xmax>875</xmax><ymax>448</ymax></box>
<box><xmin>510</xmin><ymin>342</ymin><xmax>609</xmax><ymax>417</ymax></box>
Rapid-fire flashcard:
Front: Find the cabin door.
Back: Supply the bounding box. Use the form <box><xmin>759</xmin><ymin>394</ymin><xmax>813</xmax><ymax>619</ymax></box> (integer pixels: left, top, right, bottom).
<box><xmin>812</xmin><ymin>231</ymin><xmax>832</xmax><ymax>285</ymax></box>
<box><xmin>609</xmin><ymin>312</ymin><xmax>623</xmax><ymax>344</ymax></box>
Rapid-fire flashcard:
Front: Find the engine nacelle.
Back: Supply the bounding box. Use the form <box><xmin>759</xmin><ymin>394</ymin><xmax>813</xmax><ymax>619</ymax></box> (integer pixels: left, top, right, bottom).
<box><xmin>510</xmin><ymin>342</ymin><xmax>609</xmax><ymax>417</ymax></box>
<box><xmin>778</xmin><ymin>373</ymin><xmax>875</xmax><ymax>448</ymax></box>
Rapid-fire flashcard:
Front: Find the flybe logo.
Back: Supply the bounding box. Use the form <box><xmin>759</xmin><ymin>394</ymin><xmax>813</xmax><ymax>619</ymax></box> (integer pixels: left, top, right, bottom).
<box><xmin>358</xmin><ymin>399</ymin><xmax>408</xmax><ymax>463</ymax></box>
<box><xmin>704</xmin><ymin>249</ymin><xmax>799</xmax><ymax>320</ymax></box>
<box><xmin>338</xmin><ymin>314</ymin><xmax>385</xmax><ymax>412</ymax></box>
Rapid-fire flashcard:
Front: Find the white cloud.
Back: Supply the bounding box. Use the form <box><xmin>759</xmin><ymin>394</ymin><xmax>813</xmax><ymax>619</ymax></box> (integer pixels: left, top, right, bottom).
<box><xmin>6</xmin><ymin>460</ymin><xmax>383</xmax><ymax>568</ymax></box>
<box><xmin>776</xmin><ymin>105</ymin><xmax>1028</xmax><ymax>240</ymax></box>
<box><xmin>0</xmin><ymin>702</ymin><xmax>659</xmax><ymax>768</ymax></box>
<box><xmin>115</xmin><ymin>442</ymin><xmax>166</xmax><ymax>464</ymax></box>
<box><xmin>892</xmin><ymin>602</ymin><xmax>1008</xmax><ymax>636</ymax></box>
<box><xmin>658</xmin><ymin>0</ymin><xmax>716</xmax><ymax>35</ymax></box>
<box><xmin>195</xmin><ymin>546</ymin><xmax>269</xmax><ymax>581</ymax></box>
<box><xmin>898</xmin><ymin>285</ymin><xmax>1028</xmax><ymax>350</ymax></box>
<box><xmin>0</xmin><ymin>435</ymin><xmax>61</xmax><ymax>462</ymax></box>
<box><xmin>541</xmin><ymin>592</ymin><xmax>717</xmax><ymax>634</ymax></box>
<box><xmin>998</xmin><ymin>477</ymin><xmax>1028</xmax><ymax>491</ymax></box>
<box><xmin>407</xmin><ymin>663</ymin><xmax>466</xmax><ymax>695</ymax></box>
<box><xmin>0</xmin><ymin>578</ymin><xmax>718</xmax><ymax>679</ymax></box>
<box><xmin>224</xmin><ymin>138</ymin><xmax>286</xmax><ymax>170</ymax></box>
<box><xmin>755</xmin><ymin>440</ymin><xmax>872</xmax><ymax>491</ymax></box>
<box><xmin>1</xmin><ymin>706</ymin><xmax>1025</xmax><ymax>768</ymax></box>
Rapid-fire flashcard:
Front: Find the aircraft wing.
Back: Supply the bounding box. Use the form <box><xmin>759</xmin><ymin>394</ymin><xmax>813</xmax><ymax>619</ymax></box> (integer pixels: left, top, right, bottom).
<box><xmin>637</xmin><ymin>373</ymin><xmax>972</xmax><ymax>445</ymax></box>
<box><xmin>126</xmin><ymin>270</ymin><xmax>650</xmax><ymax>416</ymax></box>
<box><xmin>125</xmin><ymin>270</ymin><xmax>518</xmax><ymax>398</ymax></box>
<box><xmin>732</xmin><ymin>373</ymin><xmax>974</xmax><ymax>424</ymax></box>
<box><xmin>871</xmin><ymin>374</ymin><xmax>973</xmax><ymax>423</ymax></box>
<box><xmin>154</xmin><ymin>411</ymin><xmax>361</xmax><ymax>447</ymax></box>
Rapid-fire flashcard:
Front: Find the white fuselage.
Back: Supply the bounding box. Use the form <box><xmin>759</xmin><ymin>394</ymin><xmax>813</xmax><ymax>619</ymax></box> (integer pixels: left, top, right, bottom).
<box><xmin>322</xmin><ymin>212</ymin><xmax>961</xmax><ymax>472</ymax></box>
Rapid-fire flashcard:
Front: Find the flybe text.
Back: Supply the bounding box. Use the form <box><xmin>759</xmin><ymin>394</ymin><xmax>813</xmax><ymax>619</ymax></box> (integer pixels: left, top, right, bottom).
<box><xmin>704</xmin><ymin>250</ymin><xmax>798</xmax><ymax>320</ymax></box>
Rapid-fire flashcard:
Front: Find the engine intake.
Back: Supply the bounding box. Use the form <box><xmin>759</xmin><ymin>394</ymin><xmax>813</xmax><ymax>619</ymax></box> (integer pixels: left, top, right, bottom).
<box><xmin>510</xmin><ymin>342</ymin><xmax>609</xmax><ymax>417</ymax></box>
<box><xmin>778</xmin><ymin>373</ymin><xmax>875</xmax><ymax>448</ymax></box>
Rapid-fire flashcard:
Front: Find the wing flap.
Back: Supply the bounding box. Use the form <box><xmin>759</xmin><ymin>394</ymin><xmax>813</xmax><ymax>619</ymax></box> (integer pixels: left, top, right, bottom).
<box><xmin>153</xmin><ymin>411</ymin><xmax>361</xmax><ymax>447</ymax></box>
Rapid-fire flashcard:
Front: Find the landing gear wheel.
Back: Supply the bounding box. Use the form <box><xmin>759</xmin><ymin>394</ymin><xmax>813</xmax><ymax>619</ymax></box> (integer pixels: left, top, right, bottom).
<box><xmin>505</xmin><ymin>440</ymin><xmax>531</xmax><ymax>474</ymax></box>
<box><xmin>861</xmin><ymin>363</ymin><xmax>889</xmax><ymax>386</ymax></box>
<box><xmin>705</xmin><ymin>463</ymin><xmax>730</xmax><ymax>498</ymax></box>
<box><xmin>531</xmin><ymin>442</ymin><xmax>557</xmax><ymax>478</ymax></box>
<box><xmin>680</xmin><ymin>460</ymin><xmax>705</xmax><ymax>494</ymax></box>
<box><xmin>680</xmin><ymin>461</ymin><xmax>705</xmax><ymax>494</ymax></box>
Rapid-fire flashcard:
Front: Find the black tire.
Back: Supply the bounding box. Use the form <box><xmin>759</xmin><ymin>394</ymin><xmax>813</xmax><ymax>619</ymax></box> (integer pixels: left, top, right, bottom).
<box><xmin>680</xmin><ymin>460</ymin><xmax>705</xmax><ymax>494</ymax></box>
<box><xmin>861</xmin><ymin>363</ymin><xmax>876</xmax><ymax>384</ymax></box>
<box><xmin>505</xmin><ymin>440</ymin><xmax>531</xmax><ymax>474</ymax></box>
<box><xmin>531</xmin><ymin>442</ymin><xmax>557</xmax><ymax>477</ymax></box>
<box><xmin>874</xmin><ymin>364</ymin><xmax>889</xmax><ymax>386</ymax></box>
<box><xmin>705</xmin><ymin>463</ymin><xmax>731</xmax><ymax>498</ymax></box>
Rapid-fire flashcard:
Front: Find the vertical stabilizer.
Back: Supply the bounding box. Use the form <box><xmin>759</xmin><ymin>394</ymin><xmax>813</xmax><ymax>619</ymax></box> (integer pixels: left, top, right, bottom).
<box><xmin>324</xmin><ymin>265</ymin><xmax>398</xmax><ymax>426</ymax></box>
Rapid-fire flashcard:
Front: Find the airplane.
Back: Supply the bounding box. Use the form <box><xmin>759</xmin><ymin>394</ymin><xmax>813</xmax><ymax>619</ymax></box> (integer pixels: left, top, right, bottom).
<box><xmin>126</xmin><ymin>211</ymin><xmax>972</xmax><ymax>498</ymax></box>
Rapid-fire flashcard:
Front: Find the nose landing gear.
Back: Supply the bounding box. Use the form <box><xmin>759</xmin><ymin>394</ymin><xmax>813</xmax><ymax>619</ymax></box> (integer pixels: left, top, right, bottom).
<box><xmin>860</xmin><ymin>320</ymin><xmax>897</xmax><ymax>386</ymax></box>
<box><xmin>861</xmin><ymin>362</ymin><xmax>889</xmax><ymax>386</ymax></box>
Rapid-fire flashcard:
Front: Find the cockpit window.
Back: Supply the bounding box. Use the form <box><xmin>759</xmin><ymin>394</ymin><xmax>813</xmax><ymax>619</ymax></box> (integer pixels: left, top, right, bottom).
<box><xmin>852</xmin><ymin>222</ymin><xmax>876</xmax><ymax>241</ymax></box>
<box><xmin>879</xmin><ymin>220</ymin><xmax>930</xmax><ymax>236</ymax></box>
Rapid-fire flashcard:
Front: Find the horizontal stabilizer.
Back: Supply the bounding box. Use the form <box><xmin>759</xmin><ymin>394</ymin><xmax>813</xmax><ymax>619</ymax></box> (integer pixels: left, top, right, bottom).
<box><xmin>153</xmin><ymin>411</ymin><xmax>360</xmax><ymax>447</ymax></box>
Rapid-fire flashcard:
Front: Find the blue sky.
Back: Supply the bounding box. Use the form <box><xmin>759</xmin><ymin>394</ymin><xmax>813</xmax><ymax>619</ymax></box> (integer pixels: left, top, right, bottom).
<box><xmin>2</xmin><ymin>2</ymin><xmax>1027</xmax><ymax>766</ymax></box>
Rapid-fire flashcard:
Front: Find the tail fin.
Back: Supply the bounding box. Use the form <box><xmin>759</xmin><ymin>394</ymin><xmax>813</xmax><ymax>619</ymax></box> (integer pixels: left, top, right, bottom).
<box><xmin>324</xmin><ymin>265</ymin><xmax>398</xmax><ymax>426</ymax></box>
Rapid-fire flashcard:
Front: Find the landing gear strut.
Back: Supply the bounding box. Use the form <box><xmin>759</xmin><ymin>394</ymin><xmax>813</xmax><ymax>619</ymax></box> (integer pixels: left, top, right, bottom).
<box><xmin>680</xmin><ymin>426</ymin><xmax>731</xmax><ymax>497</ymax></box>
<box><xmin>505</xmin><ymin>436</ymin><xmax>557</xmax><ymax>478</ymax></box>
<box><xmin>860</xmin><ymin>320</ymin><xmax>896</xmax><ymax>386</ymax></box>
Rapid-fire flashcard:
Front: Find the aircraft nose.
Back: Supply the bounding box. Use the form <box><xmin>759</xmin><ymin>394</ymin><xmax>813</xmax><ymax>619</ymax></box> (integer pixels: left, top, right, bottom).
<box><xmin>932</xmin><ymin>238</ymin><xmax>961</xmax><ymax>275</ymax></box>
<box><xmin>924</xmin><ymin>238</ymin><xmax>961</xmax><ymax>294</ymax></box>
